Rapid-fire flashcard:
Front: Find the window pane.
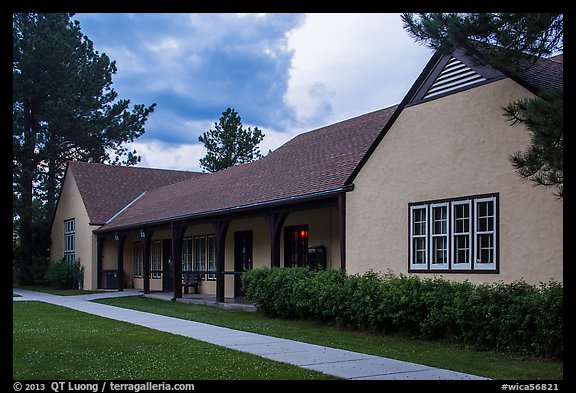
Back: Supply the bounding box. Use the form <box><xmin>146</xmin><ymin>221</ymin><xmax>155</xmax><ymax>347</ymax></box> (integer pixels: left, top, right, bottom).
<box><xmin>454</xmin><ymin>235</ymin><xmax>469</xmax><ymax>264</ymax></box>
<box><xmin>413</xmin><ymin>238</ymin><xmax>426</xmax><ymax>264</ymax></box>
<box><xmin>477</xmin><ymin>234</ymin><xmax>494</xmax><ymax>263</ymax></box>
<box><xmin>413</xmin><ymin>208</ymin><xmax>426</xmax><ymax>236</ymax></box>
<box><xmin>433</xmin><ymin>206</ymin><xmax>447</xmax><ymax>234</ymax></box>
<box><xmin>432</xmin><ymin>237</ymin><xmax>447</xmax><ymax>264</ymax></box>
<box><xmin>207</xmin><ymin>235</ymin><xmax>216</xmax><ymax>280</ymax></box>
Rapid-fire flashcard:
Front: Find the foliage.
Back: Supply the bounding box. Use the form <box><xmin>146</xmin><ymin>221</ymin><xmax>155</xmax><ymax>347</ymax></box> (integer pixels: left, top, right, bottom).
<box><xmin>504</xmin><ymin>91</ymin><xmax>563</xmax><ymax>197</ymax></box>
<box><xmin>198</xmin><ymin>108</ymin><xmax>265</xmax><ymax>172</ymax></box>
<box><xmin>44</xmin><ymin>258</ymin><xmax>84</xmax><ymax>290</ymax></box>
<box><xmin>242</xmin><ymin>267</ymin><xmax>563</xmax><ymax>359</ymax></box>
<box><xmin>13</xmin><ymin>13</ymin><xmax>156</xmax><ymax>283</ymax></box>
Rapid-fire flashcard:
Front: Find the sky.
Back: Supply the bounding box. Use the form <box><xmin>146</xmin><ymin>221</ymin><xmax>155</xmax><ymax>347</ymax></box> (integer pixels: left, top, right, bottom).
<box><xmin>73</xmin><ymin>13</ymin><xmax>435</xmax><ymax>172</ymax></box>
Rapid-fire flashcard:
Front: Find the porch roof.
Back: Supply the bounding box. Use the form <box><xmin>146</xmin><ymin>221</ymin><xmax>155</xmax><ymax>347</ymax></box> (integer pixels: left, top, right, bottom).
<box><xmin>96</xmin><ymin>104</ymin><xmax>398</xmax><ymax>232</ymax></box>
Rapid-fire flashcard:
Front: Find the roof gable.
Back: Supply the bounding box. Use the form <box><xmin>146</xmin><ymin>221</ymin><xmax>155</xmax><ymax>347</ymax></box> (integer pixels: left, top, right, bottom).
<box><xmin>66</xmin><ymin>162</ymin><xmax>203</xmax><ymax>225</ymax></box>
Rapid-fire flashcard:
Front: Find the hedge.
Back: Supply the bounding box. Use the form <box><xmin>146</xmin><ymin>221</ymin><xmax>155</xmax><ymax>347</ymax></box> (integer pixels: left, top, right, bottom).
<box><xmin>241</xmin><ymin>267</ymin><xmax>562</xmax><ymax>359</ymax></box>
<box><xmin>45</xmin><ymin>258</ymin><xmax>84</xmax><ymax>290</ymax></box>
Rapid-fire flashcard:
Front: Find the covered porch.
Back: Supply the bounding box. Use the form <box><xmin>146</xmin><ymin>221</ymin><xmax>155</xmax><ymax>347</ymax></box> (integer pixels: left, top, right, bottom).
<box><xmin>95</xmin><ymin>191</ymin><xmax>348</xmax><ymax>304</ymax></box>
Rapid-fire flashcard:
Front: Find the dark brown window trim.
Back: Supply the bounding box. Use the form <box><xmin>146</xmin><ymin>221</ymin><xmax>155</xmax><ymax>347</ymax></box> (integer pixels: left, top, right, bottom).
<box><xmin>408</xmin><ymin>193</ymin><xmax>500</xmax><ymax>274</ymax></box>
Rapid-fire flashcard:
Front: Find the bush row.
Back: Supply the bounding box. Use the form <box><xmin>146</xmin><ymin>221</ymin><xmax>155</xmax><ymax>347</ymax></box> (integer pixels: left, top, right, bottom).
<box><xmin>241</xmin><ymin>267</ymin><xmax>562</xmax><ymax>359</ymax></box>
<box><xmin>44</xmin><ymin>258</ymin><xmax>84</xmax><ymax>289</ymax></box>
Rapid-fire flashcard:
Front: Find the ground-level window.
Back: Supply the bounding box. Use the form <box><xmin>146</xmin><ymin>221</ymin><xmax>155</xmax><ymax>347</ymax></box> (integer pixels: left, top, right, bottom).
<box><xmin>182</xmin><ymin>237</ymin><xmax>193</xmax><ymax>272</ymax></box>
<box><xmin>189</xmin><ymin>234</ymin><xmax>216</xmax><ymax>280</ymax></box>
<box><xmin>409</xmin><ymin>193</ymin><xmax>498</xmax><ymax>272</ymax></box>
<box><xmin>64</xmin><ymin>218</ymin><xmax>75</xmax><ymax>263</ymax></box>
<box><xmin>284</xmin><ymin>225</ymin><xmax>308</xmax><ymax>267</ymax></box>
<box><xmin>150</xmin><ymin>240</ymin><xmax>162</xmax><ymax>279</ymax></box>
<box><xmin>134</xmin><ymin>242</ymin><xmax>143</xmax><ymax>278</ymax></box>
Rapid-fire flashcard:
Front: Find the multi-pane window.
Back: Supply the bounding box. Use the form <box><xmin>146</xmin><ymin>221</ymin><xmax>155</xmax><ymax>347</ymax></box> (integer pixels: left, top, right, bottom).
<box><xmin>150</xmin><ymin>240</ymin><xmax>162</xmax><ymax>279</ymax></box>
<box><xmin>475</xmin><ymin>196</ymin><xmax>497</xmax><ymax>270</ymax></box>
<box><xmin>451</xmin><ymin>200</ymin><xmax>472</xmax><ymax>270</ymax></box>
<box><xmin>430</xmin><ymin>203</ymin><xmax>449</xmax><ymax>269</ymax></box>
<box><xmin>64</xmin><ymin>219</ymin><xmax>75</xmax><ymax>263</ymax></box>
<box><xmin>190</xmin><ymin>234</ymin><xmax>216</xmax><ymax>280</ymax></box>
<box><xmin>182</xmin><ymin>237</ymin><xmax>193</xmax><ymax>272</ymax></box>
<box><xmin>134</xmin><ymin>242</ymin><xmax>143</xmax><ymax>278</ymax></box>
<box><xmin>409</xmin><ymin>194</ymin><xmax>498</xmax><ymax>272</ymax></box>
<box><xmin>409</xmin><ymin>206</ymin><xmax>428</xmax><ymax>270</ymax></box>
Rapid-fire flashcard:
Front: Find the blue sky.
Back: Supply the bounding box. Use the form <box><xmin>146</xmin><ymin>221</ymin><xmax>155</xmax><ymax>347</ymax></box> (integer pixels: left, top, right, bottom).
<box><xmin>74</xmin><ymin>13</ymin><xmax>434</xmax><ymax>171</ymax></box>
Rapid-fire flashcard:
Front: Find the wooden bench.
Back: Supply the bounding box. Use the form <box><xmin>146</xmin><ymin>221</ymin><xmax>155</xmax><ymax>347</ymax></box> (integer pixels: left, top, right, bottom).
<box><xmin>182</xmin><ymin>272</ymin><xmax>200</xmax><ymax>294</ymax></box>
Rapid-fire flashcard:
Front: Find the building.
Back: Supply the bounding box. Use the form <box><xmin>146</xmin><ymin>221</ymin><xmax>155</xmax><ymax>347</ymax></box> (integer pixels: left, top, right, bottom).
<box><xmin>50</xmin><ymin>49</ymin><xmax>563</xmax><ymax>301</ymax></box>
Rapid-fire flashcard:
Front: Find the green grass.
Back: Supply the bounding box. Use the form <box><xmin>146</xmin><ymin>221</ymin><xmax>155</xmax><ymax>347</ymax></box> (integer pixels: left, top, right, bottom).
<box><xmin>14</xmin><ymin>285</ymin><xmax>102</xmax><ymax>296</ymax></box>
<box><xmin>13</xmin><ymin>301</ymin><xmax>336</xmax><ymax>380</ymax></box>
<box><xmin>95</xmin><ymin>296</ymin><xmax>563</xmax><ymax>380</ymax></box>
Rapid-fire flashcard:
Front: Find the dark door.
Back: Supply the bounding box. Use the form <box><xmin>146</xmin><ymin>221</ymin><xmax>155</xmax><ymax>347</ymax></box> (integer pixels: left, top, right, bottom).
<box><xmin>162</xmin><ymin>239</ymin><xmax>172</xmax><ymax>291</ymax></box>
<box><xmin>284</xmin><ymin>225</ymin><xmax>308</xmax><ymax>267</ymax></box>
<box><xmin>234</xmin><ymin>231</ymin><xmax>253</xmax><ymax>297</ymax></box>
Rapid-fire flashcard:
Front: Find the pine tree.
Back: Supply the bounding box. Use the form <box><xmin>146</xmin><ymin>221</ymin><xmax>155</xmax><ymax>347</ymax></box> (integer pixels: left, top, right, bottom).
<box><xmin>13</xmin><ymin>13</ymin><xmax>156</xmax><ymax>283</ymax></box>
<box><xmin>198</xmin><ymin>108</ymin><xmax>265</xmax><ymax>172</ymax></box>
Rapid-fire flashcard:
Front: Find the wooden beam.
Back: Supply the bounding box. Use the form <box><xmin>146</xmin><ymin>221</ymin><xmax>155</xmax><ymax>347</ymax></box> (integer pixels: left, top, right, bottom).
<box><xmin>265</xmin><ymin>212</ymin><xmax>289</xmax><ymax>267</ymax></box>
<box><xmin>116</xmin><ymin>233</ymin><xmax>127</xmax><ymax>292</ymax></box>
<box><xmin>171</xmin><ymin>223</ymin><xmax>187</xmax><ymax>299</ymax></box>
<box><xmin>212</xmin><ymin>220</ymin><xmax>230</xmax><ymax>303</ymax></box>
<box><xmin>338</xmin><ymin>193</ymin><xmax>346</xmax><ymax>271</ymax></box>
<box><xmin>96</xmin><ymin>236</ymin><xmax>105</xmax><ymax>289</ymax></box>
<box><xmin>141</xmin><ymin>229</ymin><xmax>153</xmax><ymax>294</ymax></box>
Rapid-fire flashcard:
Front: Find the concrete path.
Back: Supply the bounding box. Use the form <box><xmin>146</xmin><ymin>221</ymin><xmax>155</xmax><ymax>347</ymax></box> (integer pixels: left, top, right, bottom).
<box><xmin>13</xmin><ymin>288</ymin><xmax>489</xmax><ymax>381</ymax></box>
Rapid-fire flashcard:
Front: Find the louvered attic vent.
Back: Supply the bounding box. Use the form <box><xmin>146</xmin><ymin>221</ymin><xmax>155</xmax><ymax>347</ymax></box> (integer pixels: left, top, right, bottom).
<box><xmin>424</xmin><ymin>57</ymin><xmax>486</xmax><ymax>99</ymax></box>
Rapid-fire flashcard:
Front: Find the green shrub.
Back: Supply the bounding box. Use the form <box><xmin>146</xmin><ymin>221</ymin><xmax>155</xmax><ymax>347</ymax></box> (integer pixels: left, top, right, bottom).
<box><xmin>45</xmin><ymin>258</ymin><xmax>84</xmax><ymax>290</ymax></box>
<box><xmin>241</xmin><ymin>267</ymin><xmax>563</xmax><ymax>359</ymax></box>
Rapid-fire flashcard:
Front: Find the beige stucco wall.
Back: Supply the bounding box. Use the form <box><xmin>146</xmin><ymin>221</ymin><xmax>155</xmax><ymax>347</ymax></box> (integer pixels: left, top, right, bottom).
<box><xmin>346</xmin><ymin>78</ymin><xmax>563</xmax><ymax>285</ymax></box>
<box><xmin>50</xmin><ymin>170</ymin><xmax>98</xmax><ymax>289</ymax></box>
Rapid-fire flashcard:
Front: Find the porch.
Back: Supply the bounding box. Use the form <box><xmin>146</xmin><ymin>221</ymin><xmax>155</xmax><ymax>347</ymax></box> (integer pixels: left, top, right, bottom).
<box><xmin>96</xmin><ymin>191</ymin><xmax>348</xmax><ymax>304</ymax></box>
<box><xmin>143</xmin><ymin>290</ymin><xmax>257</xmax><ymax>312</ymax></box>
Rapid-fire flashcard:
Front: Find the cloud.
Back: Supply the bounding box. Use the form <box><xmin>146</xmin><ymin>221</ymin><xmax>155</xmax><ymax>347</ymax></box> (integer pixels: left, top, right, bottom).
<box><xmin>74</xmin><ymin>13</ymin><xmax>433</xmax><ymax>171</ymax></box>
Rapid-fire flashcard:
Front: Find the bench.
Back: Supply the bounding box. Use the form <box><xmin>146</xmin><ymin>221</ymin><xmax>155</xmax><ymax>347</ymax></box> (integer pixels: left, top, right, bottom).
<box><xmin>182</xmin><ymin>272</ymin><xmax>200</xmax><ymax>294</ymax></box>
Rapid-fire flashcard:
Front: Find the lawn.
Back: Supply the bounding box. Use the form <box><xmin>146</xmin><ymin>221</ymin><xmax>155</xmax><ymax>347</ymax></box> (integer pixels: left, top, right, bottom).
<box><xmin>95</xmin><ymin>296</ymin><xmax>563</xmax><ymax>380</ymax></box>
<box><xmin>13</xmin><ymin>301</ymin><xmax>336</xmax><ymax>380</ymax></box>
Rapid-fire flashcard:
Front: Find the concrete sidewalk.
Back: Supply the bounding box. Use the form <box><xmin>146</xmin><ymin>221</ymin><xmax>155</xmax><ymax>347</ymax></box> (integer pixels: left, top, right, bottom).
<box><xmin>13</xmin><ymin>288</ymin><xmax>488</xmax><ymax>381</ymax></box>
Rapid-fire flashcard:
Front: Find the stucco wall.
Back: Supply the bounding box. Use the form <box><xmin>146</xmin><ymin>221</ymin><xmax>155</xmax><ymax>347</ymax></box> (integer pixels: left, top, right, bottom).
<box><xmin>50</xmin><ymin>170</ymin><xmax>96</xmax><ymax>289</ymax></box>
<box><xmin>346</xmin><ymin>78</ymin><xmax>563</xmax><ymax>285</ymax></box>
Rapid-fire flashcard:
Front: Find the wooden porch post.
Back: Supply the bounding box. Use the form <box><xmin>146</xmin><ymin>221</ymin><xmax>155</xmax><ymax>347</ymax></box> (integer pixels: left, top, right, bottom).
<box><xmin>338</xmin><ymin>193</ymin><xmax>346</xmax><ymax>271</ymax></box>
<box><xmin>142</xmin><ymin>229</ymin><xmax>153</xmax><ymax>294</ymax></box>
<box><xmin>96</xmin><ymin>236</ymin><xmax>105</xmax><ymax>289</ymax></box>
<box><xmin>212</xmin><ymin>220</ymin><xmax>230</xmax><ymax>303</ymax></box>
<box><xmin>265</xmin><ymin>212</ymin><xmax>288</xmax><ymax>267</ymax></box>
<box><xmin>171</xmin><ymin>223</ymin><xmax>186</xmax><ymax>299</ymax></box>
<box><xmin>115</xmin><ymin>233</ymin><xmax>126</xmax><ymax>291</ymax></box>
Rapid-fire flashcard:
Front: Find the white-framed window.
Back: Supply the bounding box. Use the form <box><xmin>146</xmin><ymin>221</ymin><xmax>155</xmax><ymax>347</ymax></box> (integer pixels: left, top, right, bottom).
<box><xmin>474</xmin><ymin>196</ymin><xmax>497</xmax><ymax>271</ymax></box>
<box><xmin>64</xmin><ymin>218</ymin><xmax>75</xmax><ymax>263</ymax></box>
<box><xmin>150</xmin><ymin>240</ymin><xmax>162</xmax><ymax>279</ymax></box>
<box><xmin>409</xmin><ymin>205</ymin><xmax>428</xmax><ymax>270</ymax></box>
<box><xmin>430</xmin><ymin>202</ymin><xmax>449</xmax><ymax>270</ymax></box>
<box><xmin>134</xmin><ymin>242</ymin><xmax>143</xmax><ymax>277</ymax></box>
<box><xmin>409</xmin><ymin>194</ymin><xmax>498</xmax><ymax>273</ymax></box>
<box><xmin>193</xmin><ymin>235</ymin><xmax>206</xmax><ymax>277</ymax></box>
<box><xmin>182</xmin><ymin>237</ymin><xmax>193</xmax><ymax>272</ymax></box>
<box><xmin>451</xmin><ymin>200</ymin><xmax>472</xmax><ymax>270</ymax></box>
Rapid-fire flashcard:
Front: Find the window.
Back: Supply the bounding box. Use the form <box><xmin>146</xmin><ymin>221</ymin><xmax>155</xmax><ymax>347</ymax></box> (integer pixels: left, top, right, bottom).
<box><xmin>430</xmin><ymin>203</ymin><xmax>449</xmax><ymax>270</ymax></box>
<box><xmin>150</xmin><ymin>240</ymin><xmax>162</xmax><ymax>279</ymax></box>
<box><xmin>191</xmin><ymin>234</ymin><xmax>216</xmax><ymax>280</ymax></box>
<box><xmin>182</xmin><ymin>237</ymin><xmax>193</xmax><ymax>272</ymax></box>
<box><xmin>409</xmin><ymin>205</ymin><xmax>428</xmax><ymax>270</ymax></box>
<box><xmin>134</xmin><ymin>242</ymin><xmax>143</xmax><ymax>278</ymax></box>
<box><xmin>64</xmin><ymin>219</ymin><xmax>75</xmax><ymax>263</ymax></box>
<box><xmin>409</xmin><ymin>194</ymin><xmax>498</xmax><ymax>272</ymax></box>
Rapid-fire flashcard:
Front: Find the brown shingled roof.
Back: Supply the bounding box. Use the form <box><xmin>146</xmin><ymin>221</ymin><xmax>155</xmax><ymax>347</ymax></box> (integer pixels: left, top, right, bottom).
<box><xmin>67</xmin><ymin>162</ymin><xmax>204</xmax><ymax>225</ymax></box>
<box><xmin>97</xmin><ymin>105</ymin><xmax>398</xmax><ymax>232</ymax></box>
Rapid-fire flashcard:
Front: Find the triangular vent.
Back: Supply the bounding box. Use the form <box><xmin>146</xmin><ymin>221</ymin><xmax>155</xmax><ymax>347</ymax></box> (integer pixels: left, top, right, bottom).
<box><xmin>424</xmin><ymin>57</ymin><xmax>486</xmax><ymax>99</ymax></box>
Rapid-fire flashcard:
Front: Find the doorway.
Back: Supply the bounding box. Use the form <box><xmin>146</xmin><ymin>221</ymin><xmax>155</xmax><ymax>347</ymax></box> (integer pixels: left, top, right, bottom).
<box><xmin>284</xmin><ymin>225</ymin><xmax>308</xmax><ymax>267</ymax></box>
<box><xmin>234</xmin><ymin>231</ymin><xmax>253</xmax><ymax>297</ymax></box>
